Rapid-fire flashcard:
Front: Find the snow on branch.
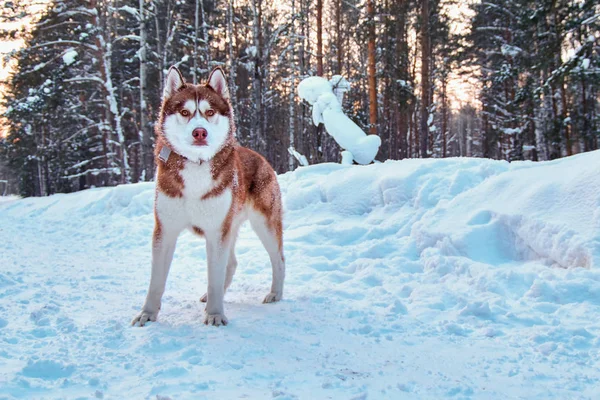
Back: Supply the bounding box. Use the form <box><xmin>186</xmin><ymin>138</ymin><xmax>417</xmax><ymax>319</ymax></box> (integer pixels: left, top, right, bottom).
<box><xmin>113</xmin><ymin>35</ymin><xmax>141</xmax><ymax>44</ymax></box>
<box><xmin>67</xmin><ymin>153</ymin><xmax>117</xmax><ymax>171</ymax></box>
<box><xmin>26</xmin><ymin>40</ymin><xmax>98</xmax><ymax>52</ymax></box>
<box><xmin>581</xmin><ymin>13</ymin><xmax>599</xmax><ymax>25</ymax></box>
<box><xmin>62</xmin><ymin>49</ymin><xmax>78</xmax><ymax>65</ymax></box>
<box><xmin>298</xmin><ymin>76</ymin><xmax>381</xmax><ymax>165</ymax></box>
<box><xmin>64</xmin><ymin>76</ymin><xmax>105</xmax><ymax>85</ymax></box>
<box><xmin>115</xmin><ymin>5</ymin><xmax>140</xmax><ymax>20</ymax></box>
<box><xmin>287</xmin><ymin>147</ymin><xmax>309</xmax><ymax>167</ymax></box>
<box><xmin>64</xmin><ymin>167</ymin><xmax>121</xmax><ymax>180</ymax></box>
<box><xmin>538</xmin><ymin>39</ymin><xmax>595</xmax><ymax>93</ymax></box>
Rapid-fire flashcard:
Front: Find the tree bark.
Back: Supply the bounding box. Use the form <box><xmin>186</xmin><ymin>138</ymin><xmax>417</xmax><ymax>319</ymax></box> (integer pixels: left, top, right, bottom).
<box><xmin>335</xmin><ymin>0</ymin><xmax>343</xmax><ymax>75</ymax></box>
<box><xmin>367</xmin><ymin>0</ymin><xmax>377</xmax><ymax>135</ymax></box>
<box><xmin>252</xmin><ymin>0</ymin><xmax>265</xmax><ymax>153</ymax></box>
<box><xmin>419</xmin><ymin>0</ymin><xmax>430</xmax><ymax>158</ymax></box>
<box><xmin>227</xmin><ymin>0</ymin><xmax>239</xmax><ymax>128</ymax></box>
<box><xmin>139</xmin><ymin>0</ymin><xmax>152</xmax><ymax>180</ymax></box>
<box><xmin>192</xmin><ymin>0</ymin><xmax>200</xmax><ymax>84</ymax></box>
<box><xmin>288</xmin><ymin>0</ymin><xmax>296</xmax><ymax>170</ymax></box>
<box><xmin>316</xmin><ymin>0</ymin><xmax>323</xmax><ymax>76</ymax></box>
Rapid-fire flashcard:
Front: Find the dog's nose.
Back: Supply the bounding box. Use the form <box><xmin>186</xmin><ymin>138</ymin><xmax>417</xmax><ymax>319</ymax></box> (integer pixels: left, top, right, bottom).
<box><xmin>192</xmin><ymin>128</ymin><xmax>208</xmax><ymax>140</ymax></box>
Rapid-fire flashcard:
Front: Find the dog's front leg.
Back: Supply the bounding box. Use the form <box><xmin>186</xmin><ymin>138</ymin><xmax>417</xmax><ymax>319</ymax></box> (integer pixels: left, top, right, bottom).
<box><xmin>132</xmin><ymin>221</ymin><xmax>180</xmax><ymax>327</ymax></box>
<box><xmin>204</xmin><ymin>234</ymin><xmax>233</xmax><ymax>326</ymax></box>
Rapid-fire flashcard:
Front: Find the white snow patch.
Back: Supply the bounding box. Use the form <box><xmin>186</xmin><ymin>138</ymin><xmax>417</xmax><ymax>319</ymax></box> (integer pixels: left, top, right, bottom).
<box><xmin>581</xmin><ymin>58</ymin><xmax>590</xmax><ymax>70</ymax></box>
<box><xmin>62</xmin><ymin>49</ymin><xmax>78</xmax><ymax>66</ymax></box>
<box><xmin>340</xmin><ymin>150</ymin><xmax>353</xmax><ymax>165</ymax></box>
<box><xmin>501</xmin><ymin>44</ymin><xmax>522</xmax><ymax>57</ymax></box>
<box><xmin>287</xmin><ymin>147</ymin><xmax>309</xmax><ymax>167</ymax></box>
<box><xmin>502</xmin><ymin>127</ymin><xmax>522</xmax><ymax>136</ymax></box>
<box><xmin>1</xmin><ymin>152</ymin><xmax>600</xmax><ymax>398</ymax></box>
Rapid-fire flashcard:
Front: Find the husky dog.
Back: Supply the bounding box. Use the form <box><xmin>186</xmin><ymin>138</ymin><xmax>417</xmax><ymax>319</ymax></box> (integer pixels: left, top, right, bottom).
<box><xmin>132</xmin><ymin>67</ymin><xmax>285</xmax><ymax>327</ymax></box>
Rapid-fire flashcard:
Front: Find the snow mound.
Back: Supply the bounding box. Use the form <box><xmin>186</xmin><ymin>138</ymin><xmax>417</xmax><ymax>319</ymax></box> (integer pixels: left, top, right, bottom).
<box><xmin>281</xmin><ymin>152</ymin><xmax>599</xmax><ymax>270</ymax></box>
<box><xmin>1</xmin><ymin>152</ymin><xmax>600</xmax><ymax>398</ymax></box>
<box><xmin>411</xmin><ymin>152</ymin><xmax>600</xmax><ymax>269</ymax></box>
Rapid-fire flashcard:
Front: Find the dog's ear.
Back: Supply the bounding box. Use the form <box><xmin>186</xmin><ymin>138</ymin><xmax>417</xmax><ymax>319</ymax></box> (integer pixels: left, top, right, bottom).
<box><xmin>207</xmin><ymin>67</ymin><xmax>230</xmax><ymax>101</ymax></box>
<box><xmin>163</xmin><ymin>66</ymin><xmax>185</xmax><ymax>100</ymax></box>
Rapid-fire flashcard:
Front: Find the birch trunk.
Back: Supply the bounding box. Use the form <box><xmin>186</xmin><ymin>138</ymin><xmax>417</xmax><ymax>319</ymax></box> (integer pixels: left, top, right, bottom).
<box><xmin>419</xmin><ymin>0</ymin><xmax>430</xmax><ymax>157</ymax></box>
<box><xmin>139</xmin><ymin>0</ymin><xmax>152</xmax><ymax>180</ymax></box>
<box><xmin>367</xmin><ymin>0</ymin><xmax>377</xmax><ymax>135</ymax></box>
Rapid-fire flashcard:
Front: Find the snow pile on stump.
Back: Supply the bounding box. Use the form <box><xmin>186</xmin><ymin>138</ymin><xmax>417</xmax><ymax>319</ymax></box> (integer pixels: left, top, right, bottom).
<box><xmin>298</xmin><ymin>76</ymin><xmax>381</xmax><ymax>165</ymax></box>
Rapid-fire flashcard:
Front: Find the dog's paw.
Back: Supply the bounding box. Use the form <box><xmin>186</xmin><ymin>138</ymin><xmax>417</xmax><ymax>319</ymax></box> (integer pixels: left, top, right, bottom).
<box><xmin>263</xmin><ymin>292</ymin><xmax>282</xmax><ymax>304</ymax></box>
<box><xmin>131</xmin><ymin>309</ymin><xmax>159</xmax><ymax>327</ymax></box>
<box><xmin>204</xmin><ymin>313</ymin><xmax>228</xmax><ymax>326</ymax></box>
<box><xmin>199</xmin><ymin>293</ymin><xmax>207</xmax><ymax>303</ymax></box>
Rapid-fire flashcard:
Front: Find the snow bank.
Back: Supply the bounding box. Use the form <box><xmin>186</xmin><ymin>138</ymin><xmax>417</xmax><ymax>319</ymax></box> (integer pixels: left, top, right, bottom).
<box><xmin>412</xmin><ymin>152</ymin><xmax>600</xmax><ymax>270</ymax></box>
<box><xmin>0</xmin><ymin>195</ymin><xmax>20</xmax><ymax>203</ymax></box>
<box><xmin>280</xmin><ymin>152</ymin><xmax>599</xmax><ymax>270</ymax></box>
<box><xmin>1</xmin><ymin>152</ymin><xmax>599</xmax><ymax>399</ymax></box>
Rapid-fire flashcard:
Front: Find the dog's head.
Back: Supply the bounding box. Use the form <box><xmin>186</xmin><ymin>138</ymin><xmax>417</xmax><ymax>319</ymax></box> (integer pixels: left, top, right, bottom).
<box><xmin>159</xmin><ymin>66</ymin><xmax>233</xmax><ymax>162</ymax></box>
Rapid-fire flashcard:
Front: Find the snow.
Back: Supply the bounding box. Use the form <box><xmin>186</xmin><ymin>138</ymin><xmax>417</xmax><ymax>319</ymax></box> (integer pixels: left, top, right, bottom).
<box><xmin>500</xmin><ymin>44</ymin><xmax>522</xmax><ymax>57</ymax></box>
<box><xmin>1</xmin><ymin>152</ymin><xmax>600</xmax><ymax>398</ymax></box>
<box><xmin>502</xmin><ymin>127</ymin><xmax>522</xmax><ymax>136</ymax></box>
<box><xmin>581</xmin><ymin>58</ymin><xmax>590</xmax><ymax>70</ymax></box>
<box><xmin>330</xmin><ymin>75</ymin><xmax>350</xmax><ymax>104</ymax></box>
<box><xmin>0</xmin><ymin>195</ymin><xmax>19</xmax><ymax>203</ymax></box>
<box><xmin>287</xmin><ymin>147</ymin><xmax>308</xmax><ymax>167</ymax></box>
<box><xmin>118</xmin><ymin>5</ymin><xmax>139</xmax><ymax>18</ymax></box>
<box><xmin>298</xmin><ymin>76</ymin><xmax>381</xmax><ymax>165</ymax></box>
<box><xmin>62</xmin><ymin>49</ymin><xmax>78</xmax><ymax>66</ymax></box>
<box><xmin>245</xmin><ymin>46</ymin><xmax>257</xmax><ymax>57</ymax></box>
<box><xmin>340</xmin><ymin>150</ymin><xmax>353</xmax><ymax>165</ymax></box>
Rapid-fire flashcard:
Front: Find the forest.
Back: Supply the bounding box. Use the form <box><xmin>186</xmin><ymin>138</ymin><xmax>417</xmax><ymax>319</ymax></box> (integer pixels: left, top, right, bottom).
<box><xmin>0</xmin><ymin>0</ymin><xmax>598</xmax><ymax>196</ymax></box>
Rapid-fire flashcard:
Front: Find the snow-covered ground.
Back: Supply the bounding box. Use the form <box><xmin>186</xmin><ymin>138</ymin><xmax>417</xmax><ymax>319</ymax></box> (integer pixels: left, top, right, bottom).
<box><xmin>1</xmin><ymin>152</ymin><xmax>600</xmax><ymax>399</ymax></box>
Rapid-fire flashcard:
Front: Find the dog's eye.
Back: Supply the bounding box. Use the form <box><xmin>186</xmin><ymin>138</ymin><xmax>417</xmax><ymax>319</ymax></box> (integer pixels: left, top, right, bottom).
<box><xmin>180</xmin><ymin>110</ymin><xmax>190</xmax><ymax>117</ymax></box>
<box><xmin>205</xmin><ymin>109</ymin><xmax>215</xmax><ymax>117</ymax></box>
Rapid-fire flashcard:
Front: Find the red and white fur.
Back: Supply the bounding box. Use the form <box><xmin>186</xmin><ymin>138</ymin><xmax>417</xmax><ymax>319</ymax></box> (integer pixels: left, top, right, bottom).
<box><xmin>132</xmin><ymin>67</ymin><xmax>285</xmax><ymax>327</ymax></box>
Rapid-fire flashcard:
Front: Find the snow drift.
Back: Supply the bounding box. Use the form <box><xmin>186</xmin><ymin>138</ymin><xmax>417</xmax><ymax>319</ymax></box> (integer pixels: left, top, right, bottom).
<box><xmin>281</xmin><ymin>151</ymin><xmax>600</xmax><ymax>271</ymax></box>
<box><xmin>1</xmin><ymin>151</ymin><xmax>599</xmax><ymax>399</ymax></box>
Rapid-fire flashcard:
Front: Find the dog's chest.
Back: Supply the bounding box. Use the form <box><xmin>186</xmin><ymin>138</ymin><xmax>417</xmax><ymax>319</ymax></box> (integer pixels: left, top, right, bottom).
<box><xmin>156</xmin><ymin>161</ymin><xmax>232</xmax><ymax>232</ymax></box>
<box><xmin>179</xmin><ymin>161</ymin><xmax>215</xmax><ymax>198</ymax></box>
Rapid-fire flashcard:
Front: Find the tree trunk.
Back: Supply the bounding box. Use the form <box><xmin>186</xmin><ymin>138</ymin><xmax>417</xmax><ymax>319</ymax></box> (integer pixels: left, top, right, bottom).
<box><xmin>193</xmin><ymin>0</ymin><xmax>200</xmax><ymax>84</ymax></box>
<box><xmin>288</xmin><ymin>0</ymin><xmax>296</xmax><ymax>170</ymax></box>
<box><xmin>419</xmin><ymin>0</ymin><xmax>430</xmax><ymax>158</ymax></box>
<box><xmin>252</xmin><ymin>0</ymin><xmax>265</xmax><ymax>153</ymax></box>
<box><xmin>92</xmin><ymin>0</ymin><xmax>130</xmax><ymax>183</ymax></box>
<box><xmin>335</xmin><ymin>0</ymin><xmax>343</xmax><ymax>74</ymax></box>
<box><xmin>441</xmin><ymin>79</ymin><xmax>447</xmax><ymax>158</ymax></box>
<box><xmin>396</xmin><ymin>0</ymin><xmax>409</xmax><ymax>159</ymax></box>
<box><xmin>200</xmin><ymin>0</ymin><xmax>210</xmax><ymax>67</ymax></box>
<box><xmin>139</xmin><ymin>0</ymin><xmax>152</xmax><ymax>181</ymax></box>
<box><xmin>227</xmin><ymin>0</ymin><xmax>239</xmax><ymax>135</ymax></box>
<box><xmin>367</xmin><ymin>0</ymin><xmax>377</xmax><ymax>135</ymax></box>
<box><xmin>316</xmin><ymin>0</ymin><xmax>323</xmax><ymax>76</ymax></box>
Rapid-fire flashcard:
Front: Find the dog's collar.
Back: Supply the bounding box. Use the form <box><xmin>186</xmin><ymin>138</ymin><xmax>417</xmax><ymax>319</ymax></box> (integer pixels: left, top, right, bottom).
<box><xmin>158</xmin><ymin>146</ymin><xmax>172</xmax><ymax>163</ymax></box>
<box><xmin>158</xmin><ymin>145</ymin><xmax>204</xmax><ymax>165</ymax></box>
